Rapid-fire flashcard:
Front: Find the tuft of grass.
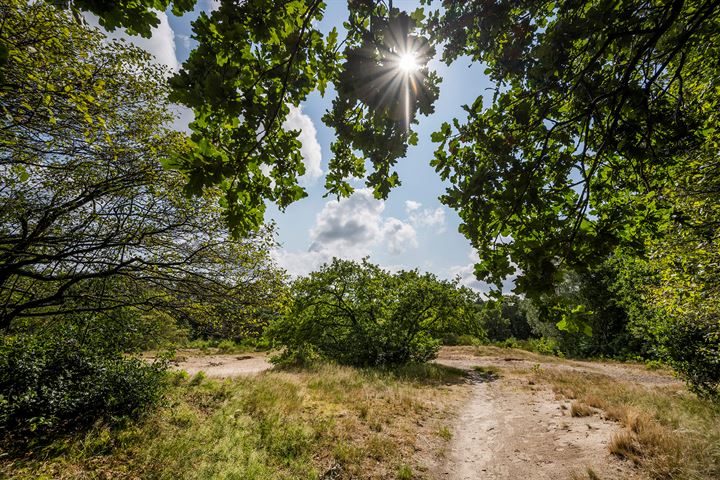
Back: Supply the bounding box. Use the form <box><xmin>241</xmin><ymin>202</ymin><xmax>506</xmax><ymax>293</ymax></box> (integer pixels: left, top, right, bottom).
<box><xmin>570</xmin><ymin>467</ymin><xmax>602</xmax><ymax>480</ymax></box>
<box><xmin>188</xmin><ymin>370</ymin><xmax>206</xmax><ymax>386</ymax></box>
<box><xmin>396</xmin><ymin>464</ymin><xmax>413</xmax><ymax>479</ymax></box>
<box><xmin>570</xmin><ymin>401</ymin><xmax>594</xmax><ymax>417</ymax></box>
<box><xmin>438</xmin><ymin>425</ymin><xmax>453</xmax><ymax>441</ymax></box>
<box><xmin>536</xmin><ymin>368</ymin><xmax>720</xmax><ymax>480</ymax></box>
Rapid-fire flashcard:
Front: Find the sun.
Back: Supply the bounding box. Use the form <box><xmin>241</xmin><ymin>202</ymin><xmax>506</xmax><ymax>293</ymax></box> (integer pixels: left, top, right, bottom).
<box><xmin>396</xmin><ymin>52</ymin><xmax>419</xmax><ymax>74</ymax></box>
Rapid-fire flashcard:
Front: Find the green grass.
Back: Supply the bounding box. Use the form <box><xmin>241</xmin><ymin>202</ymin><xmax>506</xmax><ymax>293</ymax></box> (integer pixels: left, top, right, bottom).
<box><xmin>1</xmin><ymin>363</ymin><xmax>464</xmax><ymax>479</ymax></box>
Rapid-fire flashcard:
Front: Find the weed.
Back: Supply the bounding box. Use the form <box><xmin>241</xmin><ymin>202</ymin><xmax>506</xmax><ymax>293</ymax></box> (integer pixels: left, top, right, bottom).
<box><xmin>188</xmin><ymin>370</ymin><xmax>206</xmax><ymax>386</ymax></box>
<box><xmin>438</xmin><ymin>425</ymin><xmax>453</xmax><ymax>441</ymax></box>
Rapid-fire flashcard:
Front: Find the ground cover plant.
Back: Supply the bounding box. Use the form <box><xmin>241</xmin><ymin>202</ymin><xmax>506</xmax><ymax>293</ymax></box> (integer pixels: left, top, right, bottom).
<box><xmin>0</xmin><ymin>362</ymin><xmax>467</xmax><ymax>480</ymax></box>
<box><xmin>533</xmin><ymin>367</ymin><xmax>720</xmax><ymax>480</ymax></box>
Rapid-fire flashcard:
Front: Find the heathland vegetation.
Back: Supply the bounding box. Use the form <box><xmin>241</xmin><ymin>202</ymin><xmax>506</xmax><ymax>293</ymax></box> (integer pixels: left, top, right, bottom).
<box><xmin>1</xmin><ymin>0</ymin><xmax>720</xmax><ymax>479</ymax></box>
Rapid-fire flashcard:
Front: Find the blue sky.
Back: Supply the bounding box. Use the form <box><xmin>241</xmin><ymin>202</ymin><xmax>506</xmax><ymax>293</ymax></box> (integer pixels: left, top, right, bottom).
<box><xmin>97</xmin><ymin>0</ymin><xmax>511</xmax><ymax>292</ymax></box>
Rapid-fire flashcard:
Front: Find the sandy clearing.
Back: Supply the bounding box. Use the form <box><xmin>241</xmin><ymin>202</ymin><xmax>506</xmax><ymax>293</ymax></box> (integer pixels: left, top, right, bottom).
<box><xmin>438</xmin><ymin>376</ymin><xmax>636</xmax><ymax>480</ymax></box>
<box><xmin>433</xmin><ymin>348</ymin><xmax>665</xmax><ymax>480</ymax></box>
<box><xmin>170</xmin><ymin>351</ymin><xmax>273</xmax><ymax>377</ymax></box>
<box><xmin>437</xmin><ymin>346</ymin><xmax>681</xmax><ymax>388</ymax></box>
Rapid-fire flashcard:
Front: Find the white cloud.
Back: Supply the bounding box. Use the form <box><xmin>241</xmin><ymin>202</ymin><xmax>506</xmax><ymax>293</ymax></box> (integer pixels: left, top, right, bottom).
<box><xmin>275</xmin><ymin>189</ymin><xmax>418</xmax><ymax>276</ymax></box>
<box><xmin>176</xmin><ymin>34</ymin><xmax>192</xmax><ymax>51</ymax></box>
<box><xmin>283</xmin><ymin>105</ymin><xmax>323</xmax><ymax>183</ymax></box>
<box><xmin>83</xmin><ymin>11</ymin><xmax>179</xmax><ymax>72</ymax></box>
<box><xmin>405</xmin><ymin>200</ymin><xmax>422</xmax><ymax>212</ymax></box>
<box><xmin>309</xmin><ymin>189</ymin><xmax>416</xmax><ymax>256</ymax></box>
<box><xmin>271</xmin><ymin>249</ymin><xmax>331</xmax><ymax>278</ymax></box>
<box><xmin>409</xmin><ymin>207</ymin><xmax>446</xmax><ymax>230</ymax></box>
<box><xmin>382</xmin><ymin>217</ymin><xmax>419</xmax><ymax>254</ymax></box>
<box><xmin>449</xmin><ymin>250</ymin><xmax>517</xmax><ymax>296</ymax></box>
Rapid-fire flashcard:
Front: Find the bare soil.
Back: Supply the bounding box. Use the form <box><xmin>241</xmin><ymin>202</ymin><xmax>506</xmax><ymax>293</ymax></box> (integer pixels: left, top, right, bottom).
<box><xmin>431</xmin><ymin>347</ymin><xmax>680</xmax><ymax>480</ymax></box>
<box><xmin>170</xmin><ymin>350</ymin><xmax>272</xmax><ymax>377</ymax></box>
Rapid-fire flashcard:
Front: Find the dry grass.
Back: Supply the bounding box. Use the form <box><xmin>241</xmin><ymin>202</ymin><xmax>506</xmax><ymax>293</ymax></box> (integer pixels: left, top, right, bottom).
<box><xmin>0</xmin><ymin>363</ymin><xmax>468</xmax><ymax>480</ymax></box>
<box><xmin>533</xmin><ymin>367</ymin><xmax>720</xmax><ymax>480</ymax></box>
<box><xmin>570</xmin><ymin>401</ymin><xmax>594</xmax><ymax>417</ymax></box>
<box><xmin>570</xmin><ymin>467</ymin><xmax>603</xmax><ymax>480</ymax></box>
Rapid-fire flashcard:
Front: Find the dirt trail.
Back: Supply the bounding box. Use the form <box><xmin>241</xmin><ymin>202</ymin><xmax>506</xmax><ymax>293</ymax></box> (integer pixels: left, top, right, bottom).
<box><xmin>168</xmin><ymin>347</ymin><xmax>673</xmax><ymax>479</ymax></box>
<box><xmin>433</xmin><ymin>348</ymin><xmax>669</xmax><ymax>479</ymax></box>
<box><xmin>171</xmin><ymin>351</ymin><xmax>272</xmax><ymax>377</ymax></box>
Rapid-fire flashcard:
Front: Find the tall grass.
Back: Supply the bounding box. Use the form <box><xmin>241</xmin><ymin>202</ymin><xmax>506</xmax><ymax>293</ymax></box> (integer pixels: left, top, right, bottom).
<box><xmin>1</xmin><ymin>363</ymin><xmax>465</xmax><ymax>479</ymax></box>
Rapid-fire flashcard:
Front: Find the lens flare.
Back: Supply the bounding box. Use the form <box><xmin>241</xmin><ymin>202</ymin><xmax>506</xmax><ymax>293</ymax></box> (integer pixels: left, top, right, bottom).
<box><xmin>397</xmin><ymin>52</ymin><xmax>419</xmax><ymax>73</ymax></box>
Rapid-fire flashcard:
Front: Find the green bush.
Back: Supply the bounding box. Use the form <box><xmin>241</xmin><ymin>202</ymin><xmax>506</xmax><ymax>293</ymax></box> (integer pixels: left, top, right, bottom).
<box><xmin>269</xmin><ymin>259</ymin><xmax>481</xmax><ymax>367</ymax></box>
<box><xmin>0</xmin><ymin>332</ymin><xmax>167</xmax><ymax>439</ymax></box>
<box><xmin>663</xmin><ymin>316</ymin><xmax>719</xmax><ymax>398</ymax></box>
<box><xmin>441</xmin><ymin>333</ymin><xmax>483</xmax><ymax>346</ymax></box>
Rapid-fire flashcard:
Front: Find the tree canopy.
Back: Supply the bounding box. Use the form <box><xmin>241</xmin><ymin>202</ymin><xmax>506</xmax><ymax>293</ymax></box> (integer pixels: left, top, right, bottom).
<box><xmin>0</xmin><ymin>0</ymin><xmax>285</xmax><ymax>331</ymax></box>
<box><xmin>50</xmin><ymin>0</ymin><xmax>720</xmax><ymax>294</ymax></box>
<box><xmin>22</xmin><ymin>0</ymin><xmax>720</xmax><ymax>394</ymax></box>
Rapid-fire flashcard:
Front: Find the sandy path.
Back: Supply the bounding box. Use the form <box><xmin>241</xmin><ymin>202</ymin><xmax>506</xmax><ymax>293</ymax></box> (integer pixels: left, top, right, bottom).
<box><xmin>438</xmin><ymin>377</ymin><xmax>631</xmax><ymax>479</ymax></box>
<box><xmin>171</xmin><ymin>351</ymin><xmax>273</xmax><ymax>377</ymax></box>
<box><xmin>434</xmin><ymin>348</ymin><xmax>663</xmax><ymax>479</ymax></box>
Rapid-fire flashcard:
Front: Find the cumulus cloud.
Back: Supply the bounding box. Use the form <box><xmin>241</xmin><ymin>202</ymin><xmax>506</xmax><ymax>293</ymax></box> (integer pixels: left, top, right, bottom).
<box><xmin>271</xmin><ymin>249</ymin><xmax>332</xmax><ymax>278</ymax></box>
<box><xmin>309</xmin><ymin>189</ymin><xmax>417</xmax><ymax>256</ymax></box>
<box><xmin>283</xmin><ymin>105</ymin><xmax>323</xmax><ymax>183</ymax></box>
<box><xmin>382</xmin><ymin>217</ymin><xmax>419</xmax><ymax>254</ymax></box>
<box><xmin>405</xmin><ymin>200</ymin><xmax>422</xmax><ymax>212</ymax></box>
<box><xmin>404</xmin><ymin>200</ymin><xmax>446</xmax><ymax>230</ymax></box>
<box><xmin>449</xmin><ymin>250</ymin><xmax>517</xmax><ymax>295</ymax></box>
<box><xmin>409</xmin><ymin>207</ymin><xmax>446</xmax><ymax>230</ymax></box>
<box><xmin>83</xmin><ymin>11</ymin><xmax>179</xmax><ymax>72</ymax></box>
<box><xmin>275</xmin><ymin>189</ymin><xmax>418</xmax><ymax>277</ymax></box>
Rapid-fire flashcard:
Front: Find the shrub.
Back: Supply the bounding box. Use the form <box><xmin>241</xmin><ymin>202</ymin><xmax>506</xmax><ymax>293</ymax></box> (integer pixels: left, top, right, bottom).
<box><xmin>269</xmin><ymin>259</ymin><xmax>481</xmax><ymax>367</ymax></box>
<box><xmin>0</xmin><ymin>331</ymin><xmax>167</xmax><ymax>440</ymax></box>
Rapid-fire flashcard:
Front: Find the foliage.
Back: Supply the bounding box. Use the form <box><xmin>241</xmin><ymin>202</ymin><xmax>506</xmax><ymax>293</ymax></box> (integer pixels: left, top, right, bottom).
<box><xmin>165</xmin><ymin>1</ymin><xmax>441</xmax><ymax>235</ymax></box>
<box><xmin>479</xmin><ymin>295</ymin><xmax>534</xmax><ymax>342</ymax></box>
<box><xmin>430</xmin><ymin>0</ymin><xmax>720</xmax><ymax>296</ymax></box>
<box><xmin>525</xmin><ymin>258</ymin><xmax>649</xmax><ymax>358</ymax></box>
<box><xmin>36</xmin><ymin>0</ymin><xmax>720</xmax><ymax>395</ymax></box>
<box><xmin>51</xmin><ymin>0</ymin><xmax>197</xmax><ymax>37</ymax></box>
<box><xmin>269</xmin><ymin>258</ymin><xmax>481</xmax><ymax>367</ymax></box>
<box><xmin>0</xmin><ymin>330</ymin><xmax>167</xmax><ymax>440</ymax></box>
<box><xmin>0</xmin><ymin>0</ymin><xmax>286</xmax><ymax>332</ymax></box>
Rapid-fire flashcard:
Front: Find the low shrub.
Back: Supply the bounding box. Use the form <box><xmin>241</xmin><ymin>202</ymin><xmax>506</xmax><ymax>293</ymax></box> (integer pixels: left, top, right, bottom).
<box><xmin>441</xmin><ymin>333</ymin><xmax>483</xmax><ymax>346</ymax></box>
<box><xmin>269</xmin><ymin>259</ymin><xmax>481</xmax><ymax>367</ymax></box>
<box><xmin>0</xmin><ymin>331</ymin><xmax>167</xmax><ymax>440</ymax></box>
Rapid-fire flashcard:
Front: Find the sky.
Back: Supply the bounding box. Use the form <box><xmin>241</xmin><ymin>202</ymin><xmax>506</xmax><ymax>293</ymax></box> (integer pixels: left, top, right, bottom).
<box><xmin>92</xmin><ymin>0</ymin><xmax>515</xmax><ymax>294</ymax></box>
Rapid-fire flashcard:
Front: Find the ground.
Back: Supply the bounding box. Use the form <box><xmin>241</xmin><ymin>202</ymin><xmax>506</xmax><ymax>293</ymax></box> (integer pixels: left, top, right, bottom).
<box><xmin>167</xmin><ymin>346</ymin><xmax>689</xmax><ymax>480</ymax></box>
<box><xmin>5</xmin><ymin>346</ymin><xmax>715</xmax><ymax>479</ymax></box>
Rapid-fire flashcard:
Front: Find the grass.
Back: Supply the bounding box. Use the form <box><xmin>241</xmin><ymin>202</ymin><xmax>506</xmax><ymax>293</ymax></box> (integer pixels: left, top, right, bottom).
<box><xmin>532</xmin><ymin>367</ymin><xmax>720</xmax><ymax>480</ymax></box>
<box><xmin>182</xmin><ymin>338</ymin><xmax>264</xmax><ymax>355</ymax></box>
<box><xmin>1</xmin><ymin>362</ymin><xmax>466</xmax><ymax>479</ymax></box>
<box><xmin>569</xmin><ymin>467</ymin><xmax>602</xmax><ymax>480</ymax></box>
<box><xmin>570</xmin><ymin>401</ymin><xmax>594</xmax><ymax>417</ymax></box>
